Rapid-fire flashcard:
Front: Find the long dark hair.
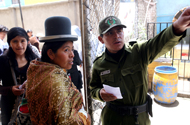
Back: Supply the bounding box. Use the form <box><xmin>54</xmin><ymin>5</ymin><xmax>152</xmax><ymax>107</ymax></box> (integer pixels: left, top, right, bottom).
<box><xmin>5</xmin><ymin>27</ymin><xmax>38</xmax><ymax>65</ymax></box>
<box><xmin>41</xmin><ymin>41</ymin><xmax>67</xmax><ymax>63</ymax></box>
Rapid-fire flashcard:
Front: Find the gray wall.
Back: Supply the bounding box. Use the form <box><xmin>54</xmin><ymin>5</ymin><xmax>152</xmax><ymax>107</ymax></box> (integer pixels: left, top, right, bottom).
<box><xmin>0</xmin><ymin>0</ymin><xmax>80</xmax><ymax>49</ymax></box>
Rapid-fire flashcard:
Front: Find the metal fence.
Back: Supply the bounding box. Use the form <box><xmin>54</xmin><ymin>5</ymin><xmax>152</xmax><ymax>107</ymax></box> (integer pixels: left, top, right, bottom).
<box><xmin>80</xmin><ymin>1</ymin><xmax>190</xmax><ymax>125</ymax></box>
<box><xmin>147</xmin><ymin>22</ymin><xmax>190</xmax><ymax>94</ymax></box>
<box><xmin>79</xmin><ymin>0</ymin><xmax>120</xmax><ymax>124</ymax></box>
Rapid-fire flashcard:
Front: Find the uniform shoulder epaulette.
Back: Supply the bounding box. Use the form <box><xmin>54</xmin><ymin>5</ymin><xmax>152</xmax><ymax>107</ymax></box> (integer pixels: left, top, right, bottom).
<box><xmin>127</xmin><ymin>44</ymin><xmax>132</xmax><ymax>49</ymax></box>
<box><xmin>93</xmin><ymin>53</ymin><xmax>104</xmax><ymax>63</ymax></box>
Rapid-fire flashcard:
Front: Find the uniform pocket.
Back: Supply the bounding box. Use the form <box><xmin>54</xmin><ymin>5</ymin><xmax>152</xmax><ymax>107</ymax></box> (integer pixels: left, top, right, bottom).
<box><xmin>121</xmin><ymin>64</ymin><xmax>143</xmax><ymax>87</ymax></box>
<box><xmin>100</xmin><ymin>74</ymin><xmax>114</xmax><ymax>84</ymax></box>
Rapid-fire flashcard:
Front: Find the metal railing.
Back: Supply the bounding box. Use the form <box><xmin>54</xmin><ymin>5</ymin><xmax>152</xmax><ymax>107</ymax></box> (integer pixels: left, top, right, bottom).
<box><xmin>147</xmin><ymin>22</ymin><xmax>190</xmax><ymax>93</ymax></box>
<box><xmin>80</xmin><ymin>0</ymin><xmax>120</xmax><ymax>124</ymax></box>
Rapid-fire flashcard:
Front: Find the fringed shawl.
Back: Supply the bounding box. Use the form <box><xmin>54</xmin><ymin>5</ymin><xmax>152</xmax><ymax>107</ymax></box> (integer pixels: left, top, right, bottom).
<box><xmin>26</xmin><ymin>60</ymin><xmax>87</xmax><ymax>125</ymax></box>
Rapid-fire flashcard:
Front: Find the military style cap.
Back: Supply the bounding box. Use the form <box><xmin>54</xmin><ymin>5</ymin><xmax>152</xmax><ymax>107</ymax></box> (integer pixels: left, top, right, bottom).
<box><xmin>0</xmin><ymin>25</ymin><xmax>9</xmax><ymax>32</ymax></box>
<box><xmin>99</xmin><ymin>16</ymin><xmax>126</xmax><ymax>35</ymax></box>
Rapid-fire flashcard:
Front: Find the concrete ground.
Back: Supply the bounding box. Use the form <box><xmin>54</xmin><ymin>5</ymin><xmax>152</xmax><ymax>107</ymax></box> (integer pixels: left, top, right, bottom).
<box><xmin>150</xmin><ymin>94</ymin><xmax>190</xmax><ymax>125</ymax></box>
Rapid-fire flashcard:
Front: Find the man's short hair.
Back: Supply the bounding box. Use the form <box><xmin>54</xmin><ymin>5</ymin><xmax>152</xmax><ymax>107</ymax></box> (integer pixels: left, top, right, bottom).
<box><xmin>27</xmin><ymin>29</ymin><xmax>32</xmax><ymax>33</ymax></box>
<box><xmin>0</xmin><ymin>25</ymin><xmax>9</xmax><ymax>32</ymax></box>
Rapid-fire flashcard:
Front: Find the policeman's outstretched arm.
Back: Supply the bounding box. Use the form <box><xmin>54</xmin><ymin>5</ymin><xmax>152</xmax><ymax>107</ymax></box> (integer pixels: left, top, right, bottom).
<box><xmin>173</xmin><ymin>7</ymin><xmax>190</xmax><ymax>35</ymax></box>
<box><xmin>100</xmin><ymin>88</ymin><xmax>117</xmax><ymax>102</ymax></box>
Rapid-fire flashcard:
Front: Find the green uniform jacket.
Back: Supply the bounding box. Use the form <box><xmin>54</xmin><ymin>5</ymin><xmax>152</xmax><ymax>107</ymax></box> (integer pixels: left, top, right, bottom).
<box><xmin>90</xmin><ymin>25</ymin><xmax>185</xmax><ymax>125</ymax></box>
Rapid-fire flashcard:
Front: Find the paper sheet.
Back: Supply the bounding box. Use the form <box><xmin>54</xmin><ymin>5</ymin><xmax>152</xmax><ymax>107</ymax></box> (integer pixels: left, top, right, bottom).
<box><xmin>103</xmin><ymin>84</ymin><xmax>123</xmax><ymax>99</ymax></box>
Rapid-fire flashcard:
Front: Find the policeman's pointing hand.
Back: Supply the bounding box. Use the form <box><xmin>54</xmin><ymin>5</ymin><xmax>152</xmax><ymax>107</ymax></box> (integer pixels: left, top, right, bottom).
<box><xmin>173</xmin><ymin>7</ymin><xmax>190</xmax><ymax>35</ymax></box>
<box><xmin>100</xmin><ymin>88</ymin><xmax>117</xmax><ymax>102</ymax></box>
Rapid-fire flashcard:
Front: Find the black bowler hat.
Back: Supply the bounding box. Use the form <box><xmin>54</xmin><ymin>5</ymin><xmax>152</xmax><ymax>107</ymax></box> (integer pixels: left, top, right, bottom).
<box><xmin>39</xmin><ymin>16</ymin><xmax>78</xmax><ymax>42</ymax></box>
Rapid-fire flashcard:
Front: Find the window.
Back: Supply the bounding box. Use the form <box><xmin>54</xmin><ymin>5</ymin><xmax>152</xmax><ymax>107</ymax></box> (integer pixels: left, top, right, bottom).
<box><xmin>0</xmin><ymin>0</ymin><xmax>5</xmax><ymax>6</ymax></box>
<box><xmin>12</xmin><ymin>0</ymin><xmax>19</xmax><ymax>4</ymax></box>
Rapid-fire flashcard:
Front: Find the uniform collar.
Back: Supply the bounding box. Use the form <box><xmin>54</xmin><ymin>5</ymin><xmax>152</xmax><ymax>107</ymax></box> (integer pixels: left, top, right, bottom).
<box><xmin>103</xmin><ymin>44</ymin><xmax>131</xmax><ymax>63</ymax></box>
<box><xmin>124</xmin><ymin>44</ymin><xmax>132</xmax><ymax>53</ymax></box>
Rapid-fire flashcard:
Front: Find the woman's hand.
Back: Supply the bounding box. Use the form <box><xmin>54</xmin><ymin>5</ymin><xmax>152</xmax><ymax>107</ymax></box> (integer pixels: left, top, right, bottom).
<box><xmin>12</xmin><ymin>85</ymin><xmax>25</xmax><ymax>96</ymax></box>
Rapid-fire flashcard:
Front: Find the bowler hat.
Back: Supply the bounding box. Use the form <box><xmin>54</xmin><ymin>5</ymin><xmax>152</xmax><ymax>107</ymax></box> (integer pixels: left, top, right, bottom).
<box><xmin>39</xmin><ymin>16</ymin><xmax>78</xmax><ymax>42</ymax></box>
<box><xmin>99</xmin><ymin>16</ymin><xmax>126</xmax><ymax>35</ymax></box>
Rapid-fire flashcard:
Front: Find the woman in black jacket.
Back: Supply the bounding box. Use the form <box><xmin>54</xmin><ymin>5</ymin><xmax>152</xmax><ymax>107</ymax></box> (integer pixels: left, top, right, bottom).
<box><xmin>0</xmin><ymin>27</ymin><xmax>38</xmax><ymax>125</ymax></box>
<box><xmin>67</xmin><ymin>49</ymin><xmax>83</xmax><ymax>92</ymax></box>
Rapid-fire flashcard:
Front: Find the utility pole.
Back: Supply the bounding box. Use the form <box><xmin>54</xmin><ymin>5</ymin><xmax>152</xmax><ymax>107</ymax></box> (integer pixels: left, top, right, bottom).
<box><xmin>18</xmin><ymin>0</ymin><xmax>25</xmax><ymax>29</ymax></box>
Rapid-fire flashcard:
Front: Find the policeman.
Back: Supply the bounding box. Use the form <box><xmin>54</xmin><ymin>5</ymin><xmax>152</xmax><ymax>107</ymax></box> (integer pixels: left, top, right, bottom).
<box><xmin>90</xmin><ymin>7</ymin><xmax>190</xmax><ymax>125</ymax></box>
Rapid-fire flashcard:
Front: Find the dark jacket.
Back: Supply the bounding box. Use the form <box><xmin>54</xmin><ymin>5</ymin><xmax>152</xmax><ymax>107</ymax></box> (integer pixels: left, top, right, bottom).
<box><xmin>67</xmin><ymin>50</ymin><xmax>83</xmax><ymax>91</ymax></box>
<box><xmin>0</xmin><ymin>55</ymin><xmax>32</xmax><ymax>125</ymax></box>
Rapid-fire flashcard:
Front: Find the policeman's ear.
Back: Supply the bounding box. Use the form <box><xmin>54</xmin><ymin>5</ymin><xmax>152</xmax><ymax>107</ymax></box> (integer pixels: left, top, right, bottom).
<box><xmin>47</xmin><ymin>49</ymin><xmax>55</xmax><ymax>60</ymax></box>
<box><xmin>98</xmin><ymin>36</ymin><xmax>104</xmax><ymax>44</ymax></box>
